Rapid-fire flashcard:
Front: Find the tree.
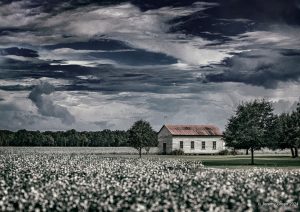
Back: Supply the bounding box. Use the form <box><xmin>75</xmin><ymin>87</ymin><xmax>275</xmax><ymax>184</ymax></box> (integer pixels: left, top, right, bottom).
<box><xmin>128</xmin><ymin>120</ymin><xmax>157</xmax><ymax>158</ymax></box>
<box><xmin>290</xmin><ymin>103</ymin><xmax>300</xmax><ymax>157</ymax></box>
<box><xmin>271</xmin><ymin>103</ymin><xmax>300</xmax><ymax>158</ymax></box>
<box><xmin>0</xmin><ymin>130</ymin><xmax>14</xmax><ymax>146</ymax></box>
<box><xmin>145</xmin><ymin>132</ymin><xmax>158</xmax><ymax>154</ymax></box>
<box><xmin>223</xmin><ymin>99</ymin><xmax>274</xmax><ymax>165</ymax></box>
<box><xmin>271</xmin><ymin>113</ymin><xmax>296</xmax><ymax>157</ymax></box>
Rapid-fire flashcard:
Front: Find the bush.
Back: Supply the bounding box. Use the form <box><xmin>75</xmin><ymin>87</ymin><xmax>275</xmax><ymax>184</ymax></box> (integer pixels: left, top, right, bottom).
<box><xmin>171</xmin><ymin>149</ymin><xmax>185</xmax><ymax>155</ymax></box>
<box><xmin>219</xmin><ymin>149</ymin><xmax>242</xmax><ymax>155</ymax></box>
<box><xmin>218</xmin><ymin>149</ymin><xmax>229</xmax><ymax>155</ymax></box>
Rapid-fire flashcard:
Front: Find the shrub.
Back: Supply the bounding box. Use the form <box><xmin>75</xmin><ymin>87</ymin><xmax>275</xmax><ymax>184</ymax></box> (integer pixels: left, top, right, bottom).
<box><xmin>218</xmin><ymin>149</ymin><xmax>230</xmax><ymax>155</ymax></box>
<box><xmin>171</xmin><ymin>149</ymin><xmax>185</xmax><ymax>155</ymax></box>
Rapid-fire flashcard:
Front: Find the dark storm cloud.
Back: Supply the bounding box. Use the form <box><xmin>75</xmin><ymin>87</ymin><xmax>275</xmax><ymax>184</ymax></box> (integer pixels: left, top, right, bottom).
<box><xmin>0</xmin><ymin>0</ymin><xmax>299</xmax><ymax>91</ymax></box>
<box><xmin>67</xmin><ymin>67</ymin><xmax>195</xmax><ymax>94</ymax></box>
<box><xmin>89</xmin><ymin>49</ymin><xmax>177</xmax><ymax>66</ymax></box>
<box><xmin>169</xmin><ymin>11</ymin><xmax>255</xmax><ymax>42</ymax></box>
<box><xmin>0</xmin><ymin>53</ymin><xmax>193</xmax><ymax>94</ymax></box>
<box><xmin>0</xmin><ymin>85</ymin><xmax>33</xmax><ymax>91</ymax></box>
<box><xmin>28</xmin><ymin>82</ymin><xmax>75</xmax><ymax>124</ymax></box>
<box><xmin>0</xmin><ymin>0</ymin><xmax>300</xmax><ymax>131</ymax></box>
<box><xmin>281</xmin><ymin>49</ymin><xmax>300</xmax><ymax>56</ymax></box>
<box><xmin>0</xmin><ymin>47</ymin><xmax>38</xmax><ymax>57</ymax></box>
<box><xmin>44</xmin><ymin>39</ymin><xmax>130</xmax><ymax>51</ymax></box>
<box><xmin>0</xmin><ymin>56</ymin><xmax>100</xmax><ymax>82</ymax></box>
<box><xmin>166</xmin><ymin>0</ymin><xmax>300</xmax><ymax>44</ymax></box>
<box><xmin>0</xmin><ymin>27</ymin><xmax>29</xmax><ymax>36</ymax></box>
<box><xmin>0</xmin><ymin>0</ymin><xmax>199</xmax><ymax>13</ymax></box>
<box><xmin>44</xmin><ymin>38</ymin><xmax>178</xmax><ymax>66</ymax></box>
<box><xmin>204</xmin><ymin>50</ymin><xmax>300</xmax><ymax>88</ymax></box>
<box><xmin>1</xmin><ymin>0</ymin><xmax>299</xmax><ymax>40</ymax></box>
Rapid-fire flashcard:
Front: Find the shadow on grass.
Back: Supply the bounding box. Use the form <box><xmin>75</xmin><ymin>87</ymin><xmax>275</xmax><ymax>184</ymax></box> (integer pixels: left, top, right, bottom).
<box><xmin>202</xmin><ymin>157</ymin><xmax>300</xmax><ymax>167</ymax></box>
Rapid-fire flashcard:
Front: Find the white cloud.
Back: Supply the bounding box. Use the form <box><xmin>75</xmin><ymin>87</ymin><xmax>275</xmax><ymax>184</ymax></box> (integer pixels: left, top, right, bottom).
<box><xmin>0</xmin><ymin>2</ymin><xmax>230</xmax><ymax>67</ymax></box>
<box><xmin>39</xmin><ymin>48</ymin><xmax>118</xmax><ymax>66</ymax></box>
<box><xmin>229</xmin><ymin>25</ymin><xmax>300</xmax><ymax>49</ymax></box>
<box><xmin>1</xmin><ymin>55</ymin><xmax>38</xmax><ymax>62</ymax></box>
<box><xmin>0</xmin><ymin>1</ymin><xmax>47</xmax><ymax>28</ymax></box>
<box><xmin>0</xmin><ymin>78</ymin><xmax>71</xmax><ymax>88</ymax></box>
<box><xmin>40</xmin><ymin>3</ymin><xmax>230</xmax><ymax>66</ymax></box>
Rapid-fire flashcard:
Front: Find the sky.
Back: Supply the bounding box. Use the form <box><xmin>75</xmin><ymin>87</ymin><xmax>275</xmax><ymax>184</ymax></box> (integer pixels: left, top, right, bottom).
<box><xmin>0</xmin><ymin>0</ymin><xmax>300</xmax><ymax>131</ymax></box>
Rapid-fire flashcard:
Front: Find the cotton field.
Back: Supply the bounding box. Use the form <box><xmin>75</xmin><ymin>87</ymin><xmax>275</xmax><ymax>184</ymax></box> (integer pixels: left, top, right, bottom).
<box><xmin>0</xmin><ymin>151</ymin><xmax>299</xmax><ymax>211</ymax></box>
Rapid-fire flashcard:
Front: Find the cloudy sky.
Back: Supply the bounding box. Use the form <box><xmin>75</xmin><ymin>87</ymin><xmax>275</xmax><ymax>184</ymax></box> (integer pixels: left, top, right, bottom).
<box><xmin>0</xmin><ymin>0</ymin><xmax>300</xmax><ymax>131</ymax></box>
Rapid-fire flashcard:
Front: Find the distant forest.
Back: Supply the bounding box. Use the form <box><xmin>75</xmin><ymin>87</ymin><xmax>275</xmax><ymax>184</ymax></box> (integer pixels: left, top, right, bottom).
<box><xmin>0</xmin><ymin>129</ymin><xmax>133</xmax><ymax>147</ymax></box>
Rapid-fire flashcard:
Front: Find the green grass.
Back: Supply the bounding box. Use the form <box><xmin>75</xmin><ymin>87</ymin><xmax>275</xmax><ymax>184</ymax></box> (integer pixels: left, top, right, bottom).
<box><xmin>201</xmin><ymin>156</ymin><xmax>300</xmax><ymax>167</ymax></box>
<box><xmin>80</xmin><ymin>153</ymin><xmax>300</xmax><ymax>168</ymax></box>
<box><xmin>140</xmin><ymin>154</ymin><xmax>300</xmax><ymax>168</ymax></box>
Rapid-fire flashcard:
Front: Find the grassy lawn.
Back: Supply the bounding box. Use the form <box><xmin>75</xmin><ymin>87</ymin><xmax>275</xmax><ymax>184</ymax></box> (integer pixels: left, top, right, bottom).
<box><xmin>141</xmin><ymin>154</ymin><xmax>300</xmax><ymax>168</ymax></box>
<box><xmin>101</xmin><ymin>154</ymin><xmax>300</xmax><ymax>168</ymax></box>
<box><xmin>201</xmin><ymin>156</ymin><xmax>300</xmax><ymax>168</ymax></box>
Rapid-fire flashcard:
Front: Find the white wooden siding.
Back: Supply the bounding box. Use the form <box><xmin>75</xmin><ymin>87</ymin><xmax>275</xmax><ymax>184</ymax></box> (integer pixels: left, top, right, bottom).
<box><xmin>172</xmin><ymin>136</ymin><xmax>224</xmax><ymax>154</ymax></box>
<box><xmin>158</xmin><ymin>126</ymin><xmax>172</xmax><ymax>154</ymax></box>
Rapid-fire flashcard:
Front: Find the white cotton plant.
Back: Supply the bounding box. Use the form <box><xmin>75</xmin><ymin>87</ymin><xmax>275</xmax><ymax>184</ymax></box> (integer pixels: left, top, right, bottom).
<box><xmin>0</xmin><ymin>151</ymin><xmax>299</xmax><ymax>211</ymax></box>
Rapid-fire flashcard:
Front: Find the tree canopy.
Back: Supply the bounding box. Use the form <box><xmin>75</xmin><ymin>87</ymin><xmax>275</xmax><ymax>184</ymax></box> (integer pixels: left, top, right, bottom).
<box><xmin>0</xmin><ymin>129</ymin><xmax>130</xmax><ymax>147</ymax></box>
<box><xmin>223</xmin><ymin>99</ymin><xmax>275</xmax><ymax>164</ymax></box>
<box><xmin>128</xmin><ymin>120</ymin><xmax>158</xmax><ymax>158</ymax></box>
<box><xmin>0</xmin><ymin>121</ymin><xmax>158</xmax><ymax>151</ymax></box>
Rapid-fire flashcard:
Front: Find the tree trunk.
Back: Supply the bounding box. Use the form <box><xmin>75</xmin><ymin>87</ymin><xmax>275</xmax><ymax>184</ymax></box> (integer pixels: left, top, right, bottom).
<box><xmin>291</xmin><ymin>148</ymin><xmax>295</xmax><ymax>158</ymax></box>
<box><xmin>246</xmin><ymin>149</ymin><xmax>249</xmax><ymax>155</ymax></box>
<box><xmin>294</xmin><ymin>148</ymin><xmax>298</xmax><ymax>158</ymax></box>
<box><xmin>250</xmin><ymin>147</ymin><xmax>254</xmax><ymax>165</ymax></box>
<box><xmin>139</xmin><ymin>148</ymin><xmax>142</xmax><ymax>158</ymax></box>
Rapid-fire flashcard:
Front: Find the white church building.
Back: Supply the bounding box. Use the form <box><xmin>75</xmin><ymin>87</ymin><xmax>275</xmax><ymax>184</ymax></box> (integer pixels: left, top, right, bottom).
<box><xmin>158</xmin><ymin>125</ymin><xmax>224</xmax><ymax>154</ymax></box>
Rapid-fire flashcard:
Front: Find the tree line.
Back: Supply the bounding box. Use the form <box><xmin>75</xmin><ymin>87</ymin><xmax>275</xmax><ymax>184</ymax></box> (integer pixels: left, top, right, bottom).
<box><xmin>224</xmin><ymin>99</ymin><xmax>300</xmax><ymax>164</ymax></box>
<box><xmin>0</xmin><ymin>120</ymin><xmax>158</xmax><ymax>157</ymax></box>
<box><xmin>0</xmin><ymin>129</ymin><xmax>130</xmax><ymax>147</ymax></box>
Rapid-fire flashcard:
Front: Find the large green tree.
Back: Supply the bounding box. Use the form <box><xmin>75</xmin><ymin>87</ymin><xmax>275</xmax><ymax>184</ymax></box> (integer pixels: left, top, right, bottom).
<box><xmin>271</xmin><ymin>113</ymin><xmax>296</xmax><ymax>157</ymax></box>
<box><xmin>128</xmin><ymin>120</ymin><xmax>157</xmax><ymax>158</ymax></box>
<box><xmin>290</xmin><ymin>103</ymin><xmax>300</xmax><ymax>157</ymax></box>
<box><xmin>271</xmin><ymin>103</ymin><xmax>300</xmax><ymax>158</ymax></box>
<box><xmin>223</xmin><ymin>99</ymin><xmax>275</xmax><ymax>165</ymax></box>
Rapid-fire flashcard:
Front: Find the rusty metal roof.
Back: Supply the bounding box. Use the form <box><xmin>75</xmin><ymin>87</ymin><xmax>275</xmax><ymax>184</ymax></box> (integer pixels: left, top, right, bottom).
<box><xmin>164</xmin><ymin>125</ymin><xmax>222</xmax><ymax>136</ymax></box>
